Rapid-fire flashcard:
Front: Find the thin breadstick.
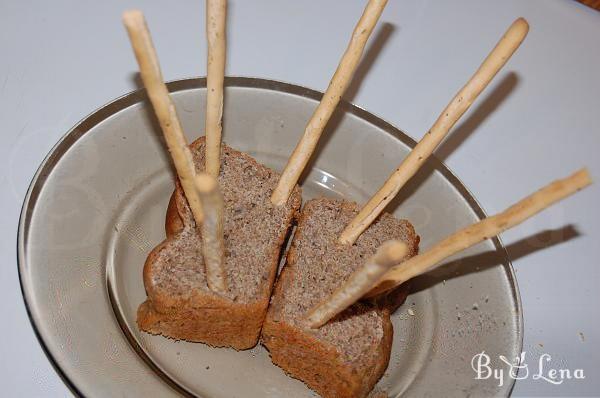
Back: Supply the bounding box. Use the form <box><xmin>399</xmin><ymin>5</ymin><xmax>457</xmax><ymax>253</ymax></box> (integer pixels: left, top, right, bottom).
<box><xmin>123</xmin><ymin>10</ymin><xmax>204</xmax><ymax>224</ymax></box>
<box><xmin>195</xmin><ymin>173</ymin><xmax>227</xmax><ymax>294</ymax></box>
<box><xmin>304</xmin><ymin>240</ymin><xmax>408</xmax><ymax>328</ymax></box>
<box><xmin>338</xmin><ymin>18</ymin><xmax>529</xmax><ymax>245</ymax></box>
<box><xmin>365</xmin><ymin>168</ymin><xmax>592</xmax><ymax>297</ymax></box>
<box><xmin>270</xmin><ymin>0</ymin><xmax>388</xmax><ymax>206</ymax></box>
<box><xmin>205</xmin><ymin>0</ymin><xmax>227</xmax><ymax>177</ymax></box>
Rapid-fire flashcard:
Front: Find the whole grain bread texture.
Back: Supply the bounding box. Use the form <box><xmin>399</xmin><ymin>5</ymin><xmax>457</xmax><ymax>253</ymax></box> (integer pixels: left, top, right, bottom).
<box><xmin>262</xmin><ymin>198</ymin><xmax>419</xmax><ymax>398</ymax></box>
<box><xmin>138</xmin><ymin>137</ymin><xmax>302</xmax><ymax>349</ymax></box>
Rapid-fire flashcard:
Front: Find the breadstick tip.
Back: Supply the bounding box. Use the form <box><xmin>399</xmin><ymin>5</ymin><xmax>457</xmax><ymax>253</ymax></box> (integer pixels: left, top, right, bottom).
<box><xmin>195</xmin><ymin>173</ymin><xmax>218</xmax><ymax>192</ymax></box>
<box><xmin>378</xmin><ymin>239</ymin><xmax>408</xmax><ymax>260</ymax></box>
<box><xmin>509</xmin><ymin>18</ymin><xmax>529</xmax><ymax>41</ymax></box>
<box><xmin>122</xmin><ymin>9</ymin><xmax>143</xmax><ymax>25</ymax></box>
<box><xmin>514</xmin><ymin>17</ymin><xmax>529</xmax><ymax>31</ymax></box>
<box><xmin>575</xmin><ymin>168</ymin><xmax>592</xmax><ymax>185</ymax></box>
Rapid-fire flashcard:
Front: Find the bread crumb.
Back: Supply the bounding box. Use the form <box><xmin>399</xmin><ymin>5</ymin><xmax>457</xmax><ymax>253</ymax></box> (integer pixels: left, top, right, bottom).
<box><xmin>277</xmin><ymin>198</ymin><xmax>417</xmax><ymax>362</ymax></box>
<box><xmin>151</xmin><ymin>141</ymin><xmax>299</xmax><ymax>303</ymax></box>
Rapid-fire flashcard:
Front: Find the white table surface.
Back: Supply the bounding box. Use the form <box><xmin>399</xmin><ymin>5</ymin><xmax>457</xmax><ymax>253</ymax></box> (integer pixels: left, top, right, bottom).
<box><xmin>1</xmin><ymin>0</ymin><xmax>598</xmax><ymax>396</ymax></box>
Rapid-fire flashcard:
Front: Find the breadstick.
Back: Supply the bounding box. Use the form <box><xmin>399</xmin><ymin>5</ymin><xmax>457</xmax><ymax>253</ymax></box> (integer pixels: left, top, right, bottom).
<box><xmin>205</xmin><ymin>0</ymin><xmax>227</xmax><ymax>177</ymax></box>
<box><xmin>339</xmin><ymin>18</ymin><xmax>529</xmax><ymax>245</ymax></box>
<box><xmin>365</xmin><ymin>168</ymin><xmax>592</xmax><ymax>297</ymax></box>
<box><xmin>304</xmin><ymin>240</ymin><xmax>408</xmax><ymax>328</ymax></box>
<box><xmin>123</xmin><ymin>10</ymin><xmax>204</xmax><ymax>224</ymax></box>
<box><xmin>195</xmin><ymin>173</ymin><xmax>227</xmax><ymax>294</ymax></box>
<box><xmin>270</xmin><ymin>0</ymin><xmax>388</xmax><ymax>206</ymax></box>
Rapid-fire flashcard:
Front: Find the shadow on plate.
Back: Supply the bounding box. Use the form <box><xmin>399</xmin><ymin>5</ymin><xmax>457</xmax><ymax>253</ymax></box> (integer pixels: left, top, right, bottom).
<box><xmin>409</xmin><ymin>224</ymin><xmax>580</xmax><ymax>294</ymax></box>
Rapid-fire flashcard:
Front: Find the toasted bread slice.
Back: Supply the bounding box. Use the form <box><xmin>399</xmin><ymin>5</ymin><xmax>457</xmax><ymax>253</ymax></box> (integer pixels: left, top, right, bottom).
<box><xmin>262</xmin><ymin>198</ymin><xmax>419</xmax><ymax>397</ymax></box>
<box><xmin>138</xmin><ymin>137</ymin><xmax>301</xmax><ymax>349</ymax></box>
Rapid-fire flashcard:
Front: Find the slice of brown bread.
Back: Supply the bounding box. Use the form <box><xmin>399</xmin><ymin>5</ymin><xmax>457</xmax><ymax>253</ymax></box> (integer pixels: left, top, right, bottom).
<box><xmin>262</xmin><ymin>198</ymin><xmax>419</xmax><ymax>398</ymax></box>
<box><xmin>138</xmin><ymin>137</ymin><xmax>302</xmax><ymax>349</ymax></box>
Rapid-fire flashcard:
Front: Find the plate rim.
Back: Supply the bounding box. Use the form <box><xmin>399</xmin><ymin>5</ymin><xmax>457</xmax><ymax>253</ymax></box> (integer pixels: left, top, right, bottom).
<box><xmin>17</xmin><ymin>76</ymin><xmax>523</xmax><ymax>397</ymax></box>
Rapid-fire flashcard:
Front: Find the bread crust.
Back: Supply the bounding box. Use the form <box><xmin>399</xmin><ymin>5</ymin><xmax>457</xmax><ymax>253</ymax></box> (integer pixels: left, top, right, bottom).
<box><xmin>262</xmin><ymin>198</ymin><xmax>417</xmax><ymax>397</ymax></box>
<box><xmin>164</xmin><ymin>192</ymin><xmax>182</xmax><ymax>239</ymax></box>
<box><xmin>138</xmin><ymin>137</ymin><xmax>301</xmax><ymax>349</ymax></box>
